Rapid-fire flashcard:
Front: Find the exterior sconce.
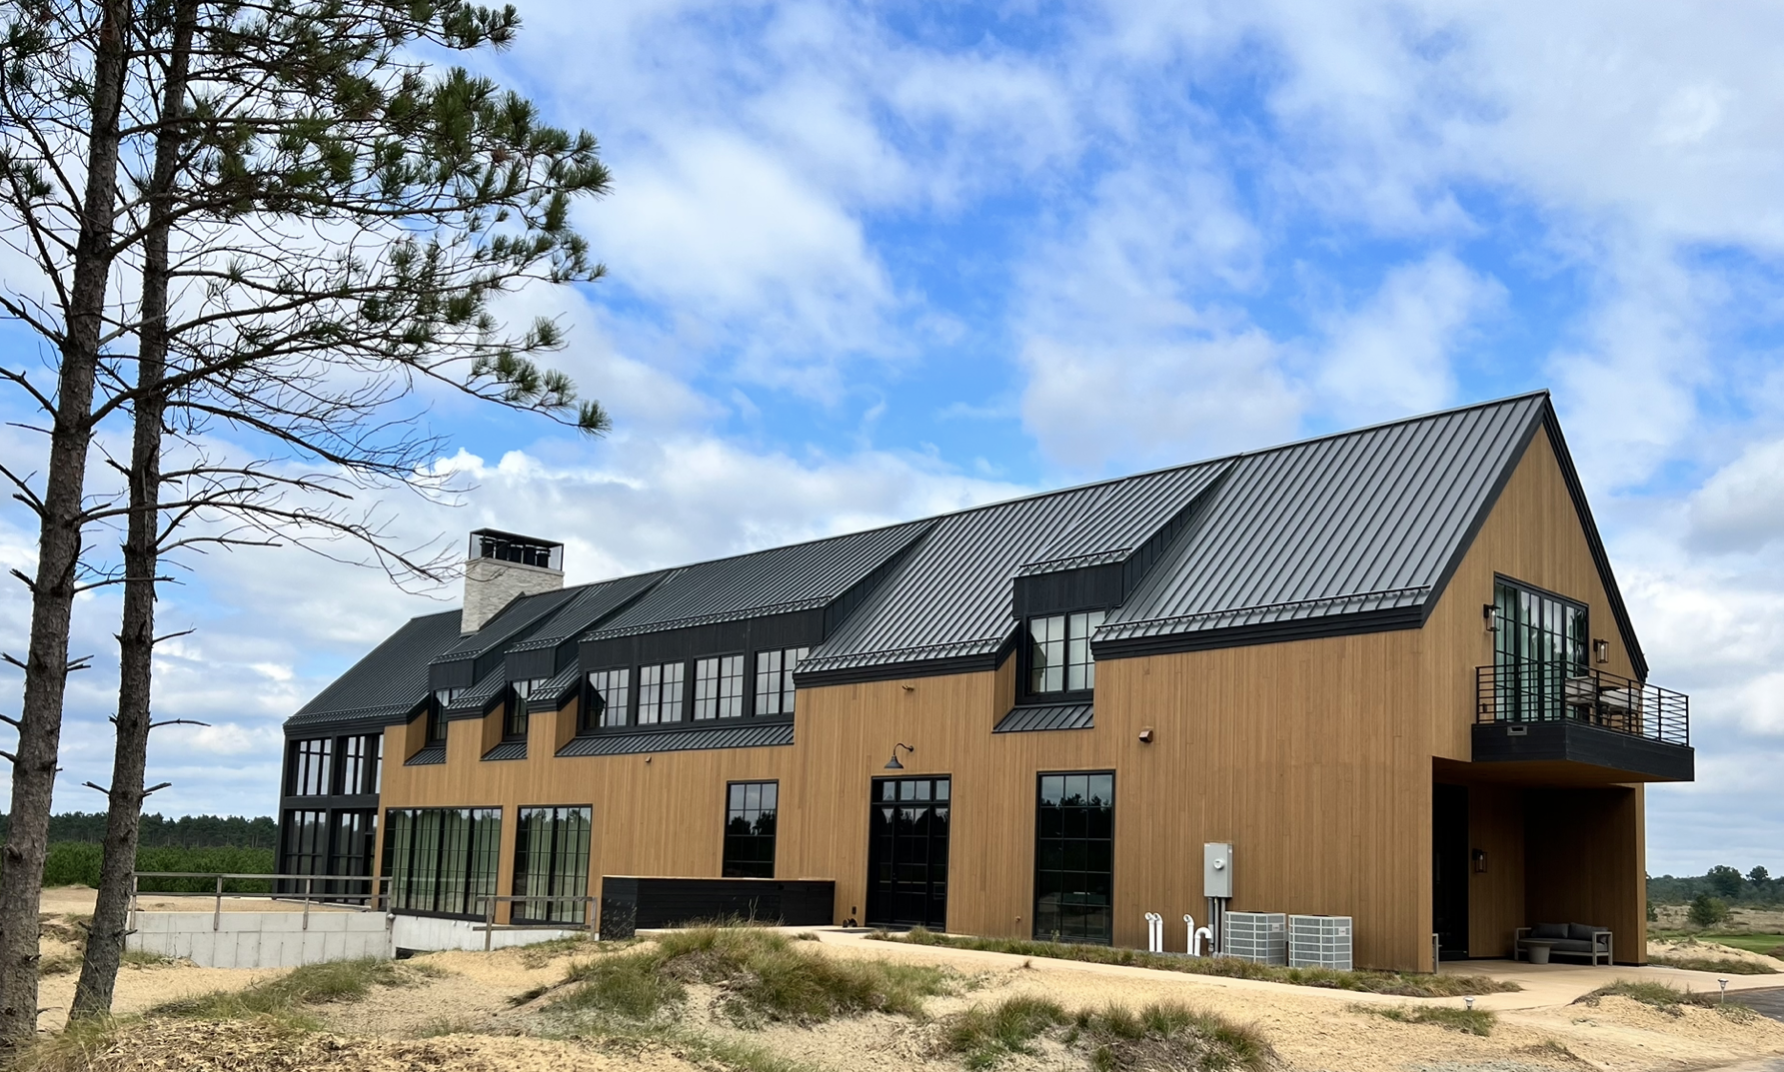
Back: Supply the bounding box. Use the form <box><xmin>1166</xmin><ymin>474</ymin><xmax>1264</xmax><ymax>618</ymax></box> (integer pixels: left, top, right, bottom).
<box><xmin>1593</xmin><ymin>639</ymin><xmax>1610</xmax><ymax>664</ymax></box>
<box><xmin>884</xmin><ymin>742</ymin><xmax>914</xmax><ymax>770</ymax></box>
<box><xmin>1483</xmin><ymin>604</ymin><xmax>1498</xmax><ymax>633</ymax></box>
<box><xmin>1138</xmin><ymin>728</ymin><xmax>1154</xmax><ymax>744</ymax></box>
<box><xmin>1472</xmin><ymin>849</ymin><xmax>1488</xmax><ymax>874</ymax></box>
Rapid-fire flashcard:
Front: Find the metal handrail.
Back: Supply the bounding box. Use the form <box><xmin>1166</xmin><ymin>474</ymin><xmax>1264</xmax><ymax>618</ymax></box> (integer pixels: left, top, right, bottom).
<box><xmin>476</xmin><ymin>894</ymin><xmax>599</xmax><ymax>950</ymax></box>
<box><xmin>129</xmin><ymin>871</ymin><xmax>387</xmax><ymax>933</ymax></box>
<box><xmin>1475</xmin><ymin>661</ymin><xmax>1689</xmax><ymax>747</ymax></box>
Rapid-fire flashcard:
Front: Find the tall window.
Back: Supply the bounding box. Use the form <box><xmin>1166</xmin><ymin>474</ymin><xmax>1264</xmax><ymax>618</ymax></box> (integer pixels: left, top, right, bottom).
<box><xmin>1493</xmin><ymin>579</ymin><xmax>1588</xmax><ymax>721</ymax></box>
<box><xmin>754</xmin><ymin>648</ymin><xmax>807</xmax><ymax>717</ymax></box>
<box><xmin>694</xmin><ymin>655</ymin><xmax>745</xmax><ymax>720</ymax></box>
<box><xmin>283</xmin><ymin>809</ymin><xmax>328</xmax><ymax>875</ymax></box>
<box><xmin>1034</xmin><ymin>772</ymin><xmax>1115</xmax><ymax>944</ymax></box>
<box><xmin>288</xmin><ymin>740</ymin><xmax>332</xmax><ymax>796</ymax></box>
<box><xmin>505</xmin><ymin>679</ymin><xmax>535</xmax><ymax>741</ymax></box>
<box><xmin>382</xmin><ymin>807</ymin><xmax>502</xmax><ymax>918</ymax></box>
<box><xmin>427</xmin><ymin>689</ymin><xmax>455</xmax><ymax>746</ymax></box>
<box><xmin>722</xmin><ymin>782</ymin><xmax>778</xmax><ymax>878</ymax></box>
<box><xmin>1027</xmin><ymin>611</ymin><xmax>1104</xmax><ymax>695</ymax></box>
<box><xmin>586</xmin><ymin>668</ymin><xmax>632</xmax><ymax>730</ymax></box>
<box><xmin>513</xmin><ymin>806</ymin><xmax>592</xmax><ymax>923</ymax></box>
<box><xmin>335</xmin><ymin>735</ymin><xmax>381</xmax><ymax>796</ymax></box>
<box><xmin>638</xmin><ymin>663</ymin><xmax>685</xmax><ymax>724</ymax></box>
<box><xmin>328</xmin><ymin>810</ymin><xmax>377</xmax><ymax>896</ymax></box>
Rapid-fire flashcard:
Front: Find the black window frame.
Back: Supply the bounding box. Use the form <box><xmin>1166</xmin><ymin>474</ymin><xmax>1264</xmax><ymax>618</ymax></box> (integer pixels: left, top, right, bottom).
<box><xmin>583</xmin><ymin>667</ymin><xmax>633</xmax><ymax>732</ymax></box>
<box><xmin>425</xmin><ymin>689</ymin><xmax>454</xmax><ymax>748</ymax></box>
<box><xmin>282</xmin><ymin>808</ymin><xmax>329</xmax><ymax>876</ymax></box>
<box><xmin>512</xmin><ymin>805</ymin><xmax>593</xmax><ymax>924</ymax></box>
<box><xmin>722</xmin><ymin>781</ymin><xmax>779</xmax><ymax>878</ymax></box>
<box><xmin>380</xmin><ymin>806</ymin><xmax>503</xmax><ymax>919</ymax></box>
<box><xmin>637</xmin><ymin>661</ymin><xmax>687</xmax><ymax>725</ymax></box>
<box><xmin>753</xmin><ymin>648</ymin><xmax>807</xmax><ymax>719</ymax></box>
<box><xmin>505</xmin><ymin>679</ymin><xmax>535</xmax><ymax>742</ymax></box>
<box><xmin>287</xmin><ymin>739</ymin><xmax>333</xmax><ymax>796</ymax></box>
<box><xmin>1033</xmin><ymin>770</ymin><xmax>1115</xmax><ymax>945</ymax></box>
<box><xmin>1020</xmin><ymin>609</ymin><xmax>1105</xmax><ymax>701</ymax></box>
<box><xmin>693</xmin><ymin>653</ymin><xmax>746</xmax><ymax>720</ymax></box>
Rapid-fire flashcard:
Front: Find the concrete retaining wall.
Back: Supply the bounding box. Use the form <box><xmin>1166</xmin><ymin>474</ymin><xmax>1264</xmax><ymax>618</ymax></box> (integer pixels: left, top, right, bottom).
<box><xmin>127</xmin><ymin>910</ymin><xmax>584</xmax><ymax>968</ymax></box>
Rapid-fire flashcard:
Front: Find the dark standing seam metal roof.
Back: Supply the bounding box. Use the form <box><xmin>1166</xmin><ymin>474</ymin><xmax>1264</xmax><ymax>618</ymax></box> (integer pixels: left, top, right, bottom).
<box><xmin>585</xmin><ymin>521</ymin><xmax>933</xmax><ymax>639</ymax></box>
<box><xmin>994</xmin><ymin>703</ymin><xmax>1094</xmax><ymax>733</ymax></box>
<box><xmin>432</xmin><ymin>586</ymin><xmax>579</xmax><ymax>661</ymax></box>
<box><xmin>1098</xmin><ymin>394</ymin><xmax>1548</xmax><ymax>648</ymax></box>
<box><xmin>797</xmin><ymin>462</ymin><xmax>1232</xmax><ymax>677</ymax></box>
<box><xmin>506</xmin><ymin>571</ymin><xmax>668</xmax><ymax>659</ymax></box>
<box><xmin>446</xmin><ymin>665</ymin><xmax>507</xmax><ymax>716</ymax></box>
<box><xmin>286</xmin><ymin>611</ymin><xmax>463</xmax><ymax>731</ymax></box>
<box><xmin>555</xmin><ymin>722</ymin><xmax>794</xmax><ymax>757</ymax></box>
<box><xmin>482</xmin><ymin>740</ymin><xmax>527</xmax><ymax>761</ymax></box>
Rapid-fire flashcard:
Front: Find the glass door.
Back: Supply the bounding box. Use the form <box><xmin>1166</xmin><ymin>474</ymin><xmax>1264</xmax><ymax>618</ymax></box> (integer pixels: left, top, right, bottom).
<box><xmin>866</xmin><ymin>777</ymin><xmax>950</xmax><ymax>930</ymax></box>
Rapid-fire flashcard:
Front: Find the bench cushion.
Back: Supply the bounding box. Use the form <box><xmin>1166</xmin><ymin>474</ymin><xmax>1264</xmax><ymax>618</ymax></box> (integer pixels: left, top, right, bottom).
<box><xmin>1547</xmin><ymin>939</ymin><xmax>1596</xmax><ymax>953</ymax></box>
<box><xmin>1569</xmin><ymin>923</ymin><xmax>1606</xmax><ymax>942</ymax></box>
<box><xmin>1529</xmin><ymin>923</ymin><xmax>1569</xmax><ymax>940</ymax></box>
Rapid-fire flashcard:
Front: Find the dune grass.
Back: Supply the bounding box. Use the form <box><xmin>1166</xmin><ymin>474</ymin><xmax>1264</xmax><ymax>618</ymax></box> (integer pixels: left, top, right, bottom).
<box><xmin>1352</xmin><ymin>1002</ymin><xmax>1495</xmax><ymax>1036</ymax></box>
<box><xmin>1576</xmin><ymin>979</ymin><xmax>1719</xmax><ymax>1016</ymax></box>
<box><xmin>552</xmin><ymin>925</ymin><xmax>954</xmax><ymax>1029</ymax></box>
<box><xmin>149</xmin><ymin>956</ymin><xmax>442</xmax><ymax>1025</ymax></box>
<box><xmin>944</xmin><ymin>994</ymin><xmax>1270</xmax><ymax>1071</ymax></box>
<box><xmin>1648</xmin><ymin>954</ymin><xmax>1778</xmax><ymax>975</ymax></box>
<box><xmin>873</xmin><ymin>927</ymin><xmax>1520</xmax><ymax>997</ymax></box>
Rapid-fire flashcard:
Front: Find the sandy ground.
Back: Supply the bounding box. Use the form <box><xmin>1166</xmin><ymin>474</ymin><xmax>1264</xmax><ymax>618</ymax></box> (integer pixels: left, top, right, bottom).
<box><xmin>27</xmin><ymin>890</ymin><xmax>1784</xmax><ymax>1072</ymax></box>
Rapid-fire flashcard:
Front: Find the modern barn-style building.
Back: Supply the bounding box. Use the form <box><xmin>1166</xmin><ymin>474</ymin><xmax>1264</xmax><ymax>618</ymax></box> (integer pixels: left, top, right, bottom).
<box><xmin>277</xmin><ymin>393</ymin><xmax>1693</xmax><ymax>970</ymax></box>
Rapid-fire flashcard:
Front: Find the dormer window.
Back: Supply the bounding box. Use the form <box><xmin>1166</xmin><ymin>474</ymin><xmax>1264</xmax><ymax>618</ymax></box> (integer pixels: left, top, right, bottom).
<box><xmin>1026</xmin><ymin>611</ymin><xmax>1104</xmax><ymax>696</ymax></box>
<box><xmin>427</xmin><ymin>689</ymin><xmax>456</xmax><ymax>745</ymax></box>
<box><xmin>506</xmin><ymin>679</ymin><xmax>536</xmax><ymax>741</ymax></box>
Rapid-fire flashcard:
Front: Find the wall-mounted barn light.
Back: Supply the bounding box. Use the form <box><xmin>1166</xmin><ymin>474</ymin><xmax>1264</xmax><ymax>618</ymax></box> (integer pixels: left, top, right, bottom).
<box><xmin>1483</xmin><ymin>603</ymin><xmax>1498</xmax><ymax>633</ymax></box>
<box><xmin>1593</xmin><ymin>638</ymin><xmax>1610</xmax><ymax>664</ymax></box>
<box><xmin>884</xmin><ymin>742</ymin><xmax>915</xmax><ymax>770</ymax></box>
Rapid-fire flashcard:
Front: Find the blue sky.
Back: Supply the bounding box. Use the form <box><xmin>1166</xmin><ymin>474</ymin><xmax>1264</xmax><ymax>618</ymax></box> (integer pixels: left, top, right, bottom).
<box><xmin>3</xmin><ymin>1</ymin><xmax>1783</xmax><ymax>875</ymax></box>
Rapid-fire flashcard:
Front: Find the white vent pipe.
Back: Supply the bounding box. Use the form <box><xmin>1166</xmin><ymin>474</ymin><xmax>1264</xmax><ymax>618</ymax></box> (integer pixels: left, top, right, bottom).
<box><xmin>1144</xmin><ymin>912</ymin><xmax>1163</xmax><ymax>953</ymax></box>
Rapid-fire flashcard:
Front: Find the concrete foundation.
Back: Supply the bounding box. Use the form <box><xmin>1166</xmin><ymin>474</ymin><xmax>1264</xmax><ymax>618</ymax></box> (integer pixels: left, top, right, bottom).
<box><xmin>127</xmin><ymin>910</ymin><xmax>581</xmax><ymax>968</ymax></box>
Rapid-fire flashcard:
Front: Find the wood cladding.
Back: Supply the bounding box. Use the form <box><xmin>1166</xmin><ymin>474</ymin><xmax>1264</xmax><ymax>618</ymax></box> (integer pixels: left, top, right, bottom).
<box><xmin>374</xmin><ymin>424</ymin><xmax>1652</xmax><ymax>969</ymax></box>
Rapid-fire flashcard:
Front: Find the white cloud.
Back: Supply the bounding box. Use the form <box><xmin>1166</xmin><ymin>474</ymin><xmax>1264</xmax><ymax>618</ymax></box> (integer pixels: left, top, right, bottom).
<box><xmin>1686</xmin><ymin>438</ymin><xmax>1784</xmax><ymax>555</ymax></box>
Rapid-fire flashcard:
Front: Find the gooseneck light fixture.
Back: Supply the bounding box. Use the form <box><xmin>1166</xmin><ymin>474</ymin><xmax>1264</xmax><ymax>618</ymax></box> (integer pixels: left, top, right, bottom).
<box><xmin>884</xmin><ymin>742</ymin><xmax>915</xmax><ymax>770</ymax></box>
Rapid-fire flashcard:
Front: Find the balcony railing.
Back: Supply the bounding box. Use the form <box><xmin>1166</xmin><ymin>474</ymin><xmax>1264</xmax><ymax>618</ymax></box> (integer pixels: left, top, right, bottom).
<box><xmin>1476</xmin><ymin>660</ymin><xmax>1689</xmax><ymax>747</ymax></box>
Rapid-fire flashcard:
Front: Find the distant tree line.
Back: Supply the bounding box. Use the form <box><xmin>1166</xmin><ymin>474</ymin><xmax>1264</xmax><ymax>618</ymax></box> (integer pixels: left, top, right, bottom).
<box><xmin>0</xmin><ymin>814</ymin><xmax>277</xmax><ymax>851</ymax></box>
<box><xmin>1649</xmin><ymin>865</ymin><xmax>1781</xmax><ymax>906</ymax></box>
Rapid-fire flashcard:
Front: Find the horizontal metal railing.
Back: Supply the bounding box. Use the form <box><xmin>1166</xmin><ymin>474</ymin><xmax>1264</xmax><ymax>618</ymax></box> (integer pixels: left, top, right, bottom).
<box><xmin>129</xmin><ymin>871</ymin><xmax>386</xmax><ymax>933</ymax></box>
<box><xmin>1475</xmin><ymin>661</ymin><xmax>1689</xmax><ymax>747</ymax></box>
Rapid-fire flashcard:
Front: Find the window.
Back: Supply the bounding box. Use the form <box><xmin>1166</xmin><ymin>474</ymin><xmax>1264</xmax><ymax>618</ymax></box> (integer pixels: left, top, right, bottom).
<box><xmin>336</xmin><ymin>735</ymin><xmax>380</xmax><ymax>795</ymax></box>
<box><xmin>427</xmin><ymin>689</ymin><xmax>455</xmax><ymax>746</ymax></box>
<box><xmin>1034</xmin><ymin>772</ymin><xmax>1114</xmax><ymax>944</ymax></box>
<box><xmin>694</xmin><ymin>655</ymin><xmax>745</xmax><ymax>720</ymax></box>
<box><xmin>722</xmin><ymin>782</ymin><xmax>778</xmax><ymax>878</ymax></box>
<box><xmin>513</xmin><ymin>806</ymin><xmax>592</xmax><ymax>923</ymax></box>
<box><xmin>382</xmin><ymin>807</ymin><xmax>502</xmax><ymax>918</ymax></box>
<box><xmin>1027</xmin><ymin>611</ymin><xmax>1104</xmax><ymax>695</ymax></box>
<box><xmin>327</xmin><ymin>810</ymin><xmax>377</xmax><ymax>896</ymax></box>
<box><xmin>283</xmin><ymin>809</ymin><xmax>328</xmax><ymax>875</ymax></box>
<box><xmin>754</xmin><ymin>648</ymin><xmax>807</xmax><ymax>717</ymax></box>
<box><xmin>288</xmin><ymin>739</ymin><xmax>333</xmax><ymax>796</ymax></box>
<box><xmin>638</xmin><ymin>663</ymin><xmax>685</xmax><ymax>724</ymax></box>
<box><xmin>505</xmin><ymin>679</ymin><xmax>535</xmax><ymax>741</ymax></box>
<box><xmin>1492</xmin><ymin>579</ymin><xmax>1589</xmax><ymax>721</ymax></box>
<box><xmin>585</xmin><ymin>668</ymin><xmax>632</xmax><ymax>731</ymax></box>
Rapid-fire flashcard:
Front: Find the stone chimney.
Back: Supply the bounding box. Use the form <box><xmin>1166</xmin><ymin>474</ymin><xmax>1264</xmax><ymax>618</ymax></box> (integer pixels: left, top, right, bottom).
<box><xmin>461</xmin><ymin>529</ymin><xmax>564</xmax><ymax>635</ymax></box>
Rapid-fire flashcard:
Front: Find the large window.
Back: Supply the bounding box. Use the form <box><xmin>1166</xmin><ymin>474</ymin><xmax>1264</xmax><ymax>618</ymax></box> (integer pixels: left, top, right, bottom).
<box><xmin>382</xmin><ymin>808</ymin><xmax>502</xmax><ymax>918</ymax></box>
<box><xmin>283</xmin><ymin>809</ymin><xmax>328</xmax><ymax>876</ymax></box>
<box><xmin>586</xmin><ymin>668</ymin><xmax>632</xmax><ymax>730</ymax></box>
<box><xmin>1027</xmin><ymin>611</ymin><xmax>1104</xmax><ymax>695</ymax></box>
<box><xmin>505</xmin><ymin>679</ymin><xmax>535</xmax><ymax>741</ymax></box>
<box><xmin>754</xmin><ymin>648</ymin><xmax>807</xmax><ymax>718</ymax></box>
<box><xmin>513</xmin><ymin>806</ymin><xmax>592</xmax><ymax>924</ymax></box>
<box><xmin>694</xmin><ymin>655</ymin><xmax>745</xmax><ymax>720</ymax></box>
<box><xmin>328</xmin><ymin>810</ymin><xmax>377</xmax><ymax>894</ymax></box>
<box><xmin>638</xmin><ymin>663</ymin><xmax>685</xmax><ymax>725</ymax></box>
<box><xmin>1034</xmin><ymin>772</ymin><xmax>1114</xmax><ymax>944</ymax></box>
<box><xmin>1493</xmin><ymin>579</ymin><xmax>1589</xmax><ymax>721</ymax></box>
<box><xmin>336</xmin><ymin>735</ymin><xmax>381</xmax><ymax>795</ymax></box>
<box><xmin>288</xmin><ymin>739</ymin><xmax>333</xmax><ymax>796</ymax></box>
<box><xmin>722</xmin><ymin>782</ymin><xmax>778</xmax><ymax>878</ymax></box>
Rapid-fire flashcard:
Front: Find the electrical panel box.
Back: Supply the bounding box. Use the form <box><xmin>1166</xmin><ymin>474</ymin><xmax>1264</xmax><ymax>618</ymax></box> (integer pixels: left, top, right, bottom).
<box><xmin>1203</xmin><ymin>842</ymin><xmax>1234</xmax><ymax>899</ymax></box>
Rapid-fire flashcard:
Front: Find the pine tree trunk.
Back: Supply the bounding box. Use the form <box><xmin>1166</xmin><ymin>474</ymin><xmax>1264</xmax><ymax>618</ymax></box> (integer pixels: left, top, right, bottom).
<box><xmin>68</xmin><ymin>1</ymin><xmax>199</xmax><ymax>1020</ymax></box>
<box><xmin>0</xmin><ymin>0</ymin><xmax>133</xmax><ymax>1047</ymax></box>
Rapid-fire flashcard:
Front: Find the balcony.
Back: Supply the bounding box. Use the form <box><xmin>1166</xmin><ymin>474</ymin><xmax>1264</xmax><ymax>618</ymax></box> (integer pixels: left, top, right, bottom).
<box><xmin>1472</xmin><ymin>662</ymin><xmax>1693</xmax><ymax>783</ymax></box>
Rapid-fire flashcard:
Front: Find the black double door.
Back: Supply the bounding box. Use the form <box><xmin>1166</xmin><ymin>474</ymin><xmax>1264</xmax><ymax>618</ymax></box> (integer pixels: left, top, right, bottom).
<box><xmin>866</xmin><ymin>777</ymin><xmax>950</xmax><ymax>930</ymax></box>
<box><xmin>1433</xmin><ymin>783</ymin><xmax>1470</xmax><ymax>959</ymax></box>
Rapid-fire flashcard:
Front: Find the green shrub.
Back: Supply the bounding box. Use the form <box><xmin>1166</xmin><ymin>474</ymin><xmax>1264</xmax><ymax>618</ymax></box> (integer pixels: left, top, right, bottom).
<box><xmin>41</xmin><ymin>842</ymin><xmax>274</xmax><ymax>892</ymax></box>
<box><xmin>1689</xmin><ymin>894</ymin><xmax>1731</xmax><ymax>928</ymax></box>
<box><xmin>945</xmin><ymin>997</ymin><xmax>1268</xmax><ymax>1071</ymax></box>
<box><xmin>946</xmin><ymin>995</ymin><xmax>1067</xmax><ymax>1068</ymax></box>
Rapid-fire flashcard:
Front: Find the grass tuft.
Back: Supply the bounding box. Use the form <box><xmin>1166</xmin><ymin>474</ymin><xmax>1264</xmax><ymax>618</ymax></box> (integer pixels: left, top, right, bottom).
<box><xmin>12</xmin><ymin>1012</ymin><xmax>129</xmax><ymax>1072</ymax></box>
<box><xmin>873</xmin><ymin>930</ymin><xmax>1520</xmax><ymax>997</ymax></box>
<box><xmin>944</xmin><ymin>996</ymin><xmax>1269</xmax><ymax>1071</ymax></box>
<box><xmin>1649</xmin><ymin>954</ymin><xmax>1778</xmax><ymax>975</ymax></box>
<box><xmin>552</xmin><ymin>926</ymin><xmax>953</xmax><ymax>1029</ymax></box>
<box><xmin>149</xmin><ymin>956</ymin><xmax>437</xmax><ymax>1024</ymax></box>
<box><xmin>1575</xmin><ymin>979</ymin><xmax>1719</xmax><ymax>1016</ymax></box>
<box><xmin>1352</xmin><ymin>1002</ymin><xmax>1495</xmax><ymax>1036</ymax></box>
